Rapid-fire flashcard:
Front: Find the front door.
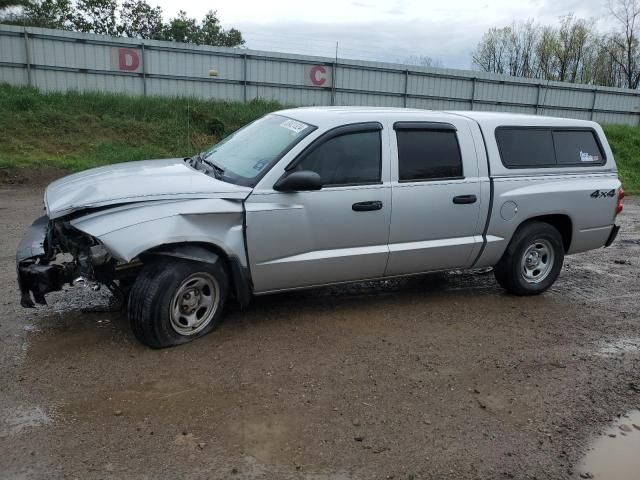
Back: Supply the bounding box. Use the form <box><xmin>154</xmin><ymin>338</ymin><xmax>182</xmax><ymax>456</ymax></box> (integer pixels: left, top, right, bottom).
<box><xmin>246</xmin><ymin>123</ymin><xmax>391</xmax><ymax>293</ymax></box>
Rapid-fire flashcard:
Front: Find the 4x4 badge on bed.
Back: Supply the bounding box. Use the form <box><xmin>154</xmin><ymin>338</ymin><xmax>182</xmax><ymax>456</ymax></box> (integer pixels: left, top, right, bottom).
<box><xmin>590</xmin><ymin>189</ymin><xmax>616</xmax><ymax>198</ymax></box>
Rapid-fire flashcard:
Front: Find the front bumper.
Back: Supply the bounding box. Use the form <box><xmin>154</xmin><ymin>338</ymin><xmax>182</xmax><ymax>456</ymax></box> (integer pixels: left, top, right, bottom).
<box><xmin>16</xmin><ymin>215</ymin><xmax>72</xmax><ymax>308</ymax></box>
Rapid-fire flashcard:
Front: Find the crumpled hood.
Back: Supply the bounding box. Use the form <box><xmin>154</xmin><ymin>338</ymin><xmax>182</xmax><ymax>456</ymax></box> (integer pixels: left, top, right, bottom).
<box><xmin>45</xmin><ymin>158</ymin><xmax>252</xmax><ymax>219</ymax></box>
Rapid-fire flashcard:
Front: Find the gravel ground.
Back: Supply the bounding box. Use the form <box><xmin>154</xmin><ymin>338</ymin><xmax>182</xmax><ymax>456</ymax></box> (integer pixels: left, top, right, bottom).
<box><xmin>0</xmin><ymin>183</ymin><xmax>639</xmax><ymax>480</ymax></box>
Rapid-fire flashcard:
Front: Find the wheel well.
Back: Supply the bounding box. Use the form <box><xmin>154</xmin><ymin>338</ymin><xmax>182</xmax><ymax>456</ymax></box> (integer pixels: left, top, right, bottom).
<box><xmin>139</xmin><ymin>242</ymin><xmax>252</xmax><ymax>308</ymax></box>
<box><xmin>141</xmin><ymin>241</ymin><xmax>230</xmax><ymax>266</ymax></box>
<box><xmin>519</xmin><ymin>215</ymin><xmax>573</xmax><ymax>252</ymax></box>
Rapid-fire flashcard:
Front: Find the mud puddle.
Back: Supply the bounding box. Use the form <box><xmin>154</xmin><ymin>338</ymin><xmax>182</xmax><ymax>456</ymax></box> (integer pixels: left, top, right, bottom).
<box><xmin>576</xmin><ymin>411</ymin><xmax>640</xmax><ymax>480</ymax></box>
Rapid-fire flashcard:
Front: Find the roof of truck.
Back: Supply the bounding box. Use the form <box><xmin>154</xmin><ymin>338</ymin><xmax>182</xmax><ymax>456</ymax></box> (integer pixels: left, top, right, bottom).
<box><xmin>448</xmin><ymin>110</ymin><xmax>597</xmax><ymax>128</ymax></box>
<box><xmin>276</xmin><ymin>106</ymin><xmax>598</xmax><ymax>129</ymax></box>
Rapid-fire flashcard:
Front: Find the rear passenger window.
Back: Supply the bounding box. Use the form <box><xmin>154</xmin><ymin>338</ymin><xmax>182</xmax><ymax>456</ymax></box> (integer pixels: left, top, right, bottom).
<box><xmin>495</xmin><ymin>129</ymin><xmax>555</xmax><ymax>167</ymax></box>
<box><xmin>496</xmin><ymin>127</ymin><xmax>605</xmax><ymax>168</ymax></box>
<box><xmin>396</xmin><ymin>129</ymin><xmax>463</xmax><ymax>181</ymax></box>
<box><xmin>553</xmin><ymin>130</ymin><xmax>604</xmax><ymax>165</ymax></box>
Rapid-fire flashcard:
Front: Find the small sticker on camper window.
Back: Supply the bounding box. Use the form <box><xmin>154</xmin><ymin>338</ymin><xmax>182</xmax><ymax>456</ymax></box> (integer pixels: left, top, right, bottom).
<box><xmin>280</xmin><ymin>119</ymin><xmax>309</xmax><ymax>134</ymax></box>
<box><xmin>580</xmin><ymin>150</ymin><xmax>600</xmax><ymax>162</ymax></box>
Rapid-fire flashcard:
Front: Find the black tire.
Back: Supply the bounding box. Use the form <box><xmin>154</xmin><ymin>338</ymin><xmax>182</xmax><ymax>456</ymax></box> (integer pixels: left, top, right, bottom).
<box><xmin>128</xmin><ymin>258</ymin><xmax>229</xmax><ymax>348</ymax></box>
<box><xmin>494</xmin><ymin>221</ymin><xmax>564</xmax><ymax>296</ymax></box>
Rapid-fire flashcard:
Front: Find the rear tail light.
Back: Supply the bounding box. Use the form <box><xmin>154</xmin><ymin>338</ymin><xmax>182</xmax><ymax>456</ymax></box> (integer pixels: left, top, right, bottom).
<box><xmin>616</xmin><ymin>186</ymin><xmax>625</xmax><ymax>215</ymax></box>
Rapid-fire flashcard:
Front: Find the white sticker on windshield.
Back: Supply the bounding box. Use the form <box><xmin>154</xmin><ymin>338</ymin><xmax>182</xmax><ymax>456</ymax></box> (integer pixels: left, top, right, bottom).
<box><xmin>580</xmin><ymin>150</ymin><xmax>600</xmax><ymax>162</ymax></box>
<box><xmin>280</xmin><ymin>119</ymin><xmax>309</xmax><ymax>134</ymax></box>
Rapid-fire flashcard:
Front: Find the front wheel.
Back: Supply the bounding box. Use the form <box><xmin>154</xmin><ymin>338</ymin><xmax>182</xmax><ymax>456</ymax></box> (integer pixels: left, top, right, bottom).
<box><xmin>494</xmin><ymin>221</ymin><xmax>564</xmax><ymax>296</ymax></box>
<box><xmin>128</xmin><ymin>258</ymin><xmax>229</xmax><ymax>348</ymax></box>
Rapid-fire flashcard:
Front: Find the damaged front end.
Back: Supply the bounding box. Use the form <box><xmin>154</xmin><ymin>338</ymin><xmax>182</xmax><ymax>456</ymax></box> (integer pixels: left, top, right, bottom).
<box><xmin>17</xmin><ymin>157</ymin><xmax>253</xmax><ymax>310</ymax></box>
<box><xmin>16</xmin><ymin>215</ymin><xmax>117</xmax><ymax>308</ymax></box>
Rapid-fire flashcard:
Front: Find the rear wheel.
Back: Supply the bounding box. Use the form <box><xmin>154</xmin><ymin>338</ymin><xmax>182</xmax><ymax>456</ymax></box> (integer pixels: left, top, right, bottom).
<box><xmin>128</xmin><ymin>258</ymin><xmax>228</xmax><ymax>348</ymax></box>
<box><xmin>494</xmin><ymin>221</ymin><xmax>564</xmax><ymax>296</ymax></box>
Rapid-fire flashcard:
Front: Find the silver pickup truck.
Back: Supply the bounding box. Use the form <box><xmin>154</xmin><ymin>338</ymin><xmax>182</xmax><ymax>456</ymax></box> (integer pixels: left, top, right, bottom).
<box><xmin>16</xmin><ymin>108</ymin><xmax>623</xmax><ymax>348</ymax></box>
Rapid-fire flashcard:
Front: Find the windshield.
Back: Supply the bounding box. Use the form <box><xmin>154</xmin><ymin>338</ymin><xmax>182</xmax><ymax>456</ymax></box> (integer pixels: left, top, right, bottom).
<box><xmin>201</xmin><ymin>114</ymin><xmax>315</xmax><ymax>186</ymax></box>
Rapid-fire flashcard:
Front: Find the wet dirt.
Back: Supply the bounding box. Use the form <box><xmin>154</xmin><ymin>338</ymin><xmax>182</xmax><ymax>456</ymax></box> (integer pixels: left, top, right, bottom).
<box><xmin>0</xmin><ymin>184</ymin><xmax>639</xmax><ymax>479</ymax></box>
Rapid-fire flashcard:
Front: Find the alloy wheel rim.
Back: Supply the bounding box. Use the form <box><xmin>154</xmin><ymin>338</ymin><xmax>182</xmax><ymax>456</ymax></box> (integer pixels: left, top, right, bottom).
<box><xmin>169</xmin><ymin>272</ymin><xmax>220</xmax><ymax>336</ymax></box>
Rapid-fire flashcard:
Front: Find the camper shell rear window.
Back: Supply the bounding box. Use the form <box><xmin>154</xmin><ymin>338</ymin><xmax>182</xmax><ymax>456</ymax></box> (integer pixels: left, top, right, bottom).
<box><xmin>495</xmin><ymin>127</ymin><xmax>606</xmax><ymax>169</ymax></box>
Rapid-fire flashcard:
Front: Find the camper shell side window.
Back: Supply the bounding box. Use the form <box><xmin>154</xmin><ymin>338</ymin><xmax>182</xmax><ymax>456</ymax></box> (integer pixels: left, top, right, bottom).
<box><xmin>495</xmin><ymin>126</ymin><xmax>606</xmax><ymax>169</ymax></box>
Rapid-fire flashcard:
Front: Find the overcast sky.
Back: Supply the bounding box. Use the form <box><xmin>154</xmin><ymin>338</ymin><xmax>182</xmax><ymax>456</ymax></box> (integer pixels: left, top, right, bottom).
<box><xmin>153</xmin><ymin>0</ymin><xmax>615</xmax><ymax>68</ymax></box>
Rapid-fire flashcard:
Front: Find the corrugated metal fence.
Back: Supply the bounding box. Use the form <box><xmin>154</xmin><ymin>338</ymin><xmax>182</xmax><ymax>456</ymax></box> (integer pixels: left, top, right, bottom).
<box><xmin>2</xmin><ymin>23</ymin><xmax>640</xmax><ymax>125</ymax></box>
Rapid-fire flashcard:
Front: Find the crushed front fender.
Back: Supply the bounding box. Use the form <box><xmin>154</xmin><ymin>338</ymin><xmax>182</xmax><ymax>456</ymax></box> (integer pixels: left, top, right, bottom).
<box><xmin>16</xmin><ymin>215</ymin><xmax>49</xmax><ymax>262</ymax></box>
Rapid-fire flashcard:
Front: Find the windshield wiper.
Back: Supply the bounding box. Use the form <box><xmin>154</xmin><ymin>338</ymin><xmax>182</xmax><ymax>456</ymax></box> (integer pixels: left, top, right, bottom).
<box><xmin>195</xmin><ymin>153</ymin><xmax>225</xmax><ymax>180</ymax></box>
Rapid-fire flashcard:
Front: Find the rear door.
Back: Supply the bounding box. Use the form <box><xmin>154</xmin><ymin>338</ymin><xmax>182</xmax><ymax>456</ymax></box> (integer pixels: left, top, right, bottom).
<box><xmin>246</xmin><ymin>122</ymin><xmax>392</xmax><ymax>292</ymax></box>
<box><xmin>385</xmin><ymin>119</ymin><xmax>484</xmax><ymax>276</ymax></box>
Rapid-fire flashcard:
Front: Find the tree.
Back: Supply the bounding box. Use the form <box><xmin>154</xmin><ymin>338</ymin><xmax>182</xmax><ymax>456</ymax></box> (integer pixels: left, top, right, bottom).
<box><xmin>472</xmin><ymin>26</ymin><xmax>510</xmax><ymax>74</ymax></box>
<box><xmin>159</xmin><ymin>10</ymin><xmax>200</xmax><ymax>43</ymax></box>
<box><xmin>586</xmin><ymin>37</ymin><xmax>625</xmax><ymax>87</ymax></box>
<box><xmin>118</xmin><ymin>0</ymin><xmax>162</xmax><ymax>38</ymax></box>
<box><xmin>505</xmin><ymin>20</ymin><xmax>539</xmax><ymax>77</ymax></box>
<box><xmin>72</xmin><ymin>0</ymin><xmax>118</xmax><ymax>35</ymax></box>
<box><xmin>156</xmin><ymin>9</ymin><xmax>244</xmax><ymax>47</ymax></box>
<box><xmin>1</xmin><ymin>0</ymin><xmax>245</xmax><ymax>48</ymax></box>
<box><xmin>217</xmin><ymin>27</ymin><xmax>243</xmax><ymax>47</ymax></box>
<box><xmin>0</xmin><ymin>0</ymin><xmax>30</xmax><ymax>9</ymax></box>
<box><xmin>3</xmin><ymin>0</ymin><xmax>73</xmax><ymax>29</ymax></box>
<box><xmin>535</xmin><ymin>26</ymin><xmax>558</xmax><ymax>80</ymax></box>
<box><xmin>607</xmin><ymin>0</ymin><xmax>640</xmax><ymax>88</ymax></box>
<box><xmin>200</xmin><ymin>10</ymin><xmax>244</xmax><ymax>47</ymax></box>
<box><xmin>472</xmin><ymin>21</ymin><xmax>540</xmax><ymax>77</ymax></box>
<box><xmin>472</xmin><ymin>16</ymin><xmax>620</xmax><ymax>87</ymax></box>
<box><xmin>552</xmin><ymin>15</ymin><xmax>593</xmax><ymax>83</ymax></box>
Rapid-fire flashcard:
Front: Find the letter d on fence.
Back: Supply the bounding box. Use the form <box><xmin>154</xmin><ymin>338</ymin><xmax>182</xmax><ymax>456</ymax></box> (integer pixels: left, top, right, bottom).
<box><xmin>114</xmin><ymin>48</ymin><xmax>141</xmax><ymax>72</ymax></box>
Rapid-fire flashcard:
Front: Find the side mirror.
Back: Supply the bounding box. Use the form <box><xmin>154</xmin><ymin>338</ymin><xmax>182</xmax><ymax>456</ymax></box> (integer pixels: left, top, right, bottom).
<box><xmin>273</xmin><ymin>170</ymin><xmax>322</xmax><ymax>192</ymax></box>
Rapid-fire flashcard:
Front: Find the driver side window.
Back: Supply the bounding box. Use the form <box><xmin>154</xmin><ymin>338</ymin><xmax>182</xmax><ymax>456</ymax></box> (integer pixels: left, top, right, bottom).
<box><xmin>295</xmin><ymin>130</ymin><xmax>382</xmax><ymax>186</ymax></box>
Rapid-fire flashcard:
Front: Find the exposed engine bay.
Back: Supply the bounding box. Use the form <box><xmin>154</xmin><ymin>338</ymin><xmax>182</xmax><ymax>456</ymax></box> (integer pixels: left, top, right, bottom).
<box><xmin>16</xmin><ymin>215</ymin><xmax>132</xmax><ymax>308</ymax></box>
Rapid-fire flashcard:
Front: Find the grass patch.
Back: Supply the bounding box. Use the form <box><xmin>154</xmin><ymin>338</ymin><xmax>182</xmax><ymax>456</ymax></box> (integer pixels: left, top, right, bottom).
<box><xmin>603</xmin><ymin>125</ymin><xmax>640</xmax><ymax>194</ymax></box>
<box><xmin>0</xmin><ymin>83</ymin><xmax>281</xmax><ymax>172</ymax></box>
<box><xmin>0</xmin><ymin>83</ymin><xmax>638</xmax><ymax>193</ymax></box>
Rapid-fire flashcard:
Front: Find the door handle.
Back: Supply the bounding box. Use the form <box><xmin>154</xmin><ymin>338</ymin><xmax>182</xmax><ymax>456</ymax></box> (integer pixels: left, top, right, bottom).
<box><xmin>452</xmin><ymin>194</ymin><xmax>477</xmax><ymax>205</ymax></box>
<box><xmin>352</xmin><ymin>201</ymin><xmax>383</xmax><ymax>211</ymax></box>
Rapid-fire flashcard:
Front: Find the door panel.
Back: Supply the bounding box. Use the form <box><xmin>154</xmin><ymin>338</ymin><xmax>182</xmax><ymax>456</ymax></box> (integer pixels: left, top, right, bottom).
<box><xmin>246</xmin><ymin>123</ymin><xmax>392</xmax><ymax>293</ymax></box>
<box><xmin>386</xmin><ymin>179</ymin><xmax>482</xmax><ymax>275</ymax></box>
<box><xmin>386</xmin><ymin>119</ymin><xmax>484</xmax><ymax>276</ymax></box>
<box><xmin>246</xmin><ymin>185</ymin><xmax>391</xmax><ymax>292</ymax></box>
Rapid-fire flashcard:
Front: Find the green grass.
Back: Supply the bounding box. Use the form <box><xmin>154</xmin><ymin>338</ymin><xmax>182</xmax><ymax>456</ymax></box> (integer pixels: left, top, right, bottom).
<box><xmin>603</xmin><ymin>125</ymin><xmax>640</xmax><ymax>194</ymax></box>
<box><xmin>0</xmin><ymin>83</ymin><xmax>638</xmax><ymax>193</ymax></box>
<box><xmin>0</xmin><ymin>83</ymin><xmax>282</xmax><ymax>172</ymax></box>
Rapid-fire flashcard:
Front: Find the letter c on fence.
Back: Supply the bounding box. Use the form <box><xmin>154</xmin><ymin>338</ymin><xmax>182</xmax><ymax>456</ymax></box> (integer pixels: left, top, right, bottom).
<box><xmin>118</xmin><ymin>48</ymin><xmax>140</xmax><ymax>71</ymax></box>
<box><xmin>309</xmin><ymin>65</ymin><xmax>327</xmax><ymax>86</ymax></box>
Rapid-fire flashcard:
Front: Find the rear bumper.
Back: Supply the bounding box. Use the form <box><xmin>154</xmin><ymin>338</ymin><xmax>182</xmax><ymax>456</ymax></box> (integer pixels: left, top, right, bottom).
<box><xmin>16</xmin><ymin>215</ymin><xmax>72</xmax><ymax>308</ymax></box>
<box><xmin>604</xmin><ymin>224</ymin><xmax>620</xmax><ymax>248</ymax></box>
